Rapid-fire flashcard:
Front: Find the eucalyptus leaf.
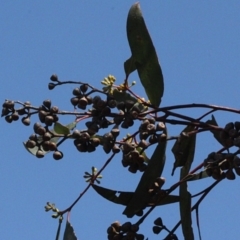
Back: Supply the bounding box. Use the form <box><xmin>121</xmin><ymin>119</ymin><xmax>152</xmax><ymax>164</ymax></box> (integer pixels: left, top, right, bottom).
<box><xmin>178</xmin><ymin>126</ymin><xmax>196</xmax><ymax>240</ymax></box>
<box><xmin>92</xmin><ymin>184</ymin><xmax>179</xmax><ymax>206</ymax></box>
<box><xmin>171</xmin><ymin>126</ymin><xmax>196</xmax><ymax>175</ymax></box>
<box><xmin>53</xmin><ymin>122</ymin><xmax>76</xmax><ymax>135</ymax></box>
<box><xmin>206</xmin><ymin>115</ymin><xmax>223</xmax><ymax>146</ymax></box>
<box><xmin>179</xmin><ymin>186</ymin><xmax>194</xmax><ymax>240</ymax></box>
<box><xmin>123</xmin><ymin>128</ymin><xmax>167</xmax><ymax>217</ymax></box>
<box><xmin>124</xmin><ymin>3</ymin><xmax>164</xmax><ymax>107</ymax></box>
<box><xmin>63</xmin><ymin>220</ymin><xmax>77</xmax><ymax>240</ymax></box>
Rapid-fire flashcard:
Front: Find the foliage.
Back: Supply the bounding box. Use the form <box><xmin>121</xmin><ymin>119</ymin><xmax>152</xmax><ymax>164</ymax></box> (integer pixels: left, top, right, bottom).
<box><xmin>2</xmin><ymin>3</ymin><xmax>240</xmax><ymax>240</ymax></box>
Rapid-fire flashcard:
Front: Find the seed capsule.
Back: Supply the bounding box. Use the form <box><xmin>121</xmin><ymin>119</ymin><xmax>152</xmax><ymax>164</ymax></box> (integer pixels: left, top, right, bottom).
<box><xmin>226</xmin><ymin>168</ymin><xmax>236</xmax><ymax>180</ymax></box>
<box><xmin>53</xmin><ymin>151</ymin><xmax>63</xmax><ymax>160</ymax></box>
<box><xmin>37</xmin><ymin>126</ymin><xmax>46</xmax><ymax>136</ymax></box>
<box><xmin>50</xmin><ymin>74</ymin><xmax>58</xmax><ymax>82</ymax></box>
<box><xmin>26</xmin><ymin>140</ymin><xmax>36</xmax><ymax>149</ymax></box>
<box><xmin>50</xmin><ymin>106</ymin><xmax>59</xmax><ymax>114</ymax></box>
<box><xmin>154</xmin><ymin>217</ymin><xmax>163</xmax><ymax>226</ymax></box>
<box><xmin>70</xmin><ymin>97</ymin><xmax>79</xmax><ymax>106</ymax></box>
<box><xmin>43</xmin><ymin>99</ymin><xmax>51</xmax><ymax>109</ymax></box>
<box><xmin>11</xmin><ymin>112</ymin><xmax>19</xmax><ymax>121</ymax></box>
<box><xmin>121</xmin><ymin>222</ymin><xmax>132</xmax><ymax>233</ymax></box>
<box><xmin>22</xmin><ymin>116</ymin><xmax>30</xmax><ymax>126</ymax></box>
<box><xmin>48</xmin><ymin>83</ymin><xmax>56</xmax><ymax>90</ymax></box>
<box><xmin>45</xmin><ymin>115</ymin><xmax>54</xmax><ymax>126</ymax></box>
<box><xmin>152</xmin><ymin>226</ymin><xmax>162</xmax><ymax>234</ymax></box>
<box><xmin>80</xmin><ymin>84</ymin><xmax>88</xmax><ymax>93</ymax></box>
<box><xmin>36</xmin><ymin>150</ymin><xmax>44</xmax><ymax>158</ymax></box>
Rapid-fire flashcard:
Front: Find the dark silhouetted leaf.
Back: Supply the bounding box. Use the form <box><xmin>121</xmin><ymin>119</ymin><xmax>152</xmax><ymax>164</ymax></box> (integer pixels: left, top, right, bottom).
<box><xmin>92</xmin><ymin>185</ymin><xmax>134</xmax><ymax>205</ymax></box>
<box><xmin>178</xmin><ymin>126</ymin><xmax>196</xmax><ymax>240</ymax></box>
<box><xmin>92</xmin><ymin>184</ymin><xmax>179</xmax><ymax>206</ymax></box>
<box><xmin>63</xmin><ymin>220</ymin><xmax>77</xmax><ymax>240</ymax></box>
<box><xmin>206</xmin><ymin>115</ymin><xmax>224</xmax><ymax>146</ymax></box>
<box><xmin>124</xmin><ymin>3</ymin><xmax>164</xmax><ymax>107</ymax></box>
<box><xmin>123</xmin><ymin>128</ymin><xmax>167</xmax><ymax>217</ymax></box>
<box><xmin>179</xmin><ymin>183</ymin><xmax>194</xmax><ymax>240</ymax></box>
<box><xmin>171</xmin><ymin>126</ymin><xmax>196</xmax><ymax>175</ymax></box>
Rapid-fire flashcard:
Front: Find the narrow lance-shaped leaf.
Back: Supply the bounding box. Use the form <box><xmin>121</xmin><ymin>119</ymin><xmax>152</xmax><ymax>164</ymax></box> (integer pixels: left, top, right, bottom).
<box><xmin>171</xmin><ymin>125</ymin><xmax>195</xmax><ymax>175</ymax></box>
<box><xmin>178</xmin><ymin>126</ymin><xmax>196</xmax><ymax>240</ymax></box>
<box><xmin>92</xmin><ymin>184</ymin><xmax>180</xmax><ymax>206</ymax></box>
<box><xmin>63</xmin><ymin>220</ymin><xmax>77</xmax><ymax>240</ymax></box>
<box><xmin>124</xmin><ymin>3</ymin><xmax>164</xmax><ymax>107</ymax></box>
<box><xmin>206</xmin><ymin>115</ymin><xmax>224</xmax><ymax>146</ymax></box>
<box><xmin>123</xmin><ymin>128</ymin><xmax>167</xmax><ymax>218</ymax></box>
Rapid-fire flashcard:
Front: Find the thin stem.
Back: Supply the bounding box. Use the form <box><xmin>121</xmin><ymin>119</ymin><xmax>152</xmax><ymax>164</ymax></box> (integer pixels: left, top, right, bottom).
<box><xmin>151</xmin><ymin>103</ymin><xmax>240</xmax><ymax>115</ymax></box>
<box><xmin>164</xmin><ymin>179</ymin><xmax>222</xmax><ymax>239</ymax></box>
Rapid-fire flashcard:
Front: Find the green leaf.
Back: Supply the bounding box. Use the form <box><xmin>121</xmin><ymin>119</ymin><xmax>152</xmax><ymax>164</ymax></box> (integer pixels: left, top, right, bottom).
<box><xmin>54</xmin><ymin>122</ymin><xmax>76</xmax><ymax>135</ymax></box>
<box><xmin>125</xmin><ymin>3</ymin><xmax>164</xmax><ymax>107</ymax></box>
<box><xmin>171</xmin><ymin>126</ymin><xmax>196</xmax><ymax>175</ymax></box>
<box><xmin>92</xmin><ymin>184</ymin><xmax>179</xmax><ymax>206</ymax></box>
<box><xmin>178</xmin><ymin>126</ymin><xmax>196</xmax><ymax>240</ymax></box>
<box><xmin>179</xmin><ymin>186</ymin><xmax>194</xmax><ymax>240</ymax></box>
<box><xmin>123</xmin><ymin>128</ymin><xmax>167</xmax><ymax>217</ymax></box>
<box><xmin>63</xmin><ymin>220</ymin><xmax>77</xmax><ymax>240</ymax></box>
<box><xmin>206</xmin><ymin>115</ymin><xmax>224</xmax><ymax>146</ymax></box>
<box><xmin>92</xmin><ymin>185</ymin><xmax>133</xmax><ymax>205</ymax></box>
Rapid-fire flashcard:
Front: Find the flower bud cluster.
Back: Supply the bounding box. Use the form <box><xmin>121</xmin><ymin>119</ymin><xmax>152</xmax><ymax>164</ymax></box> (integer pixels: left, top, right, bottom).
<box><xmin>107</xmin><ymin>221</ymin><xmax>144</xmax><ymax>240</ymax></box>
<box><xmin>148</xmin><ymin>177</ymin><xmax>166</xmax><ymax>204</ymax></box>
<box><xmin>38</xmin><ymin>100</ymin><xmax>59</xmax><ymax>126</ymax></box>
<box><xmin>121</xmin><ymin>142</ymin><xmax>147</xmax><ymax>174</ymax></box>
<box><xmin>204</xmin><ymin>152</ymin><xmax>240</xmax><ymax>180</ymax></box>
<box><xmin>73</xmin><ymin>130</ymin><xmax>100</xmax><ymax>153</ymax></box>
<box><xmin>2</xmin><ymin>100</ymin><xmax>31</xmax><ymax>125</ymax></box>
<box><xmin>70</xmin><ymin>84</ymin><xmax>92</xmax><ymax>110</ymax></box>
<box><xmin>220</xmin><ymin>121</ymin><xmax>240</xmax><ymax>147</ymax></box>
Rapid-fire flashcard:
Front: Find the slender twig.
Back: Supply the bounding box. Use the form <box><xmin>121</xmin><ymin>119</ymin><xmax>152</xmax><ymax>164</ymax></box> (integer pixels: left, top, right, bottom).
<box><xmin>147</xmin><ymin>103</ymin><xmax>240</xmax><ymax>115</ymax></box>
<box><xmin>164</xmin><ymin>179</ymin><xmax>222</xmax><ymax>239</ymax></box>
<box><xmin>197</xmin><ymin>109</ymin><xmax>216</xmax><ymax>121</ymax></box>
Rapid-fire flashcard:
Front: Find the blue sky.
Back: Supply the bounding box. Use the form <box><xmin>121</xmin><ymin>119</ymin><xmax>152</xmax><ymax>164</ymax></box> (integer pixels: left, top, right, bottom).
<box><xmin>1</xmin><ymin>1</ymin><xmax>240</xmax><ymax>239</ymax></box>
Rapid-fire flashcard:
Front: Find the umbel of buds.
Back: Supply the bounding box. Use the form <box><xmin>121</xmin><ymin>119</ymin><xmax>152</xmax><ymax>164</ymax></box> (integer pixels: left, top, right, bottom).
<box><xmin>107</xmin><ymin>221</ymin><xmax>144</xmax><ymax>240</ymax></box>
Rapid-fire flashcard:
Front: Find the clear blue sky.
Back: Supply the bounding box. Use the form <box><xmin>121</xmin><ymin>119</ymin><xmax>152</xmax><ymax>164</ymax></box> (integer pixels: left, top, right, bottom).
<box><xmin>1</xmin><ymin>1</ymin><xmax>240</xmax><ymax>239</ymax></box>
